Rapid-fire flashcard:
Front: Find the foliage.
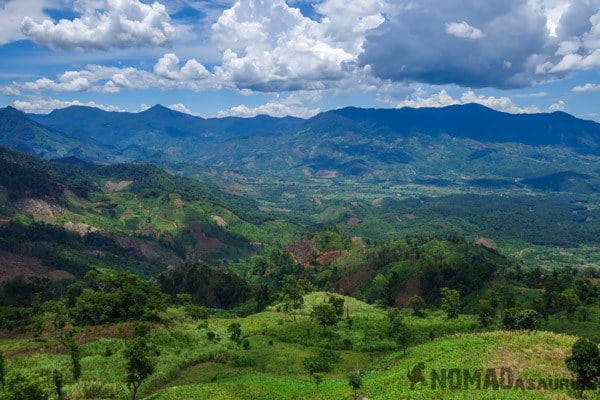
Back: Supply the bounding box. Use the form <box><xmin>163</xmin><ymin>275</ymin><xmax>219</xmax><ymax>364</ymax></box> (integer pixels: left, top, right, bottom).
<box><xmin>3</xmin><ymin>371</ymin><xmax>50</xmax><ymax>400</ymax></box>
<box><xmin>503</xmin><ymin>308</ymin><xmax>541</xmax><ymax>330</ymax></box>
<box><xmin>303</xmin><ymin>349</ymin><xmax>340</xmax><ymax>375</ymax></box>
<box><xmin>407</xmin><ymin>295</ymin><xmax>425</xmax><ymax>316</ymax></box>
<box><xmin>440</xmin><ymin>287</ymin><xmax>461</xmax><ymax>319</ymax></box>
<box><xmin>310</xmin><ymin>303</ymin><xmax>338</xmax><ymax>333</ymax></box>
<box><xmin>566</xmin><ymin>338</ymin><xmax>600</xmax><ymax>397</ymax></box>
<box><xmin>124</xmin><ymin>336</ymin><xmax>159</xmax><ymax>400</ymax></box>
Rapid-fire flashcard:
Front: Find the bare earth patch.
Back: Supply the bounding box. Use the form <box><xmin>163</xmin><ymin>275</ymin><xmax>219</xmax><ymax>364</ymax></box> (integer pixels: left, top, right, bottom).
<box><xmin>64</xmin><ymin>222</ymin><xmax>100</xmax><ymax>236</ymax></box>
<box><xmin>211</xmin><ymin>215</ymin><xmax>228</xmax><ymax>227</ymax></box>
<box><xmin>475</xmin><ymin>236</ymin><xmax>498</xmax><ymax>250</ymax></box>
<box><xmin>104</xmin><ymin>180</ymin><xmax>133</xmax><ymax>193</ymax></box>
<box><xmin>0</xmin><ymin>251</ymin><xmax>74</xmax><ymax>283</ymax></box>
<box><xmin>315</xmin><ymin>170</ymin><xmax>340</xmax><ymax>178</ymax></box>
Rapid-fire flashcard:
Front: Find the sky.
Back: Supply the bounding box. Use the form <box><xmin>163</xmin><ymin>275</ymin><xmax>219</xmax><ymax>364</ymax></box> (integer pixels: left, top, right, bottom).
<box><xmin>1</xmin><ymin>0</ymin><xmax>600</xmax><ymax>120</ymax></box>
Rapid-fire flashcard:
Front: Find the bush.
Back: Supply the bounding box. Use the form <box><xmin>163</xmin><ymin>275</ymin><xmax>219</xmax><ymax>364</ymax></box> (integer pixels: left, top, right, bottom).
<box><xmin>66</xmin><ymin>380</ymin><xmax>129</xmax><ymax>400</ymax></box>
<box><xmin>303</xmin><ymin>349</ymin><xmax>341</xmax><ymax>374</ymax></box>
<box><xmin>3</xmin><ymin>371</ymin><xmax>50</xmax><ymax>400</ymax></box>
<box><xmin>230</xmin><ymin>353</ymin><xmax>254</xmax><ymax>367</ymax></box>
<box><xmin>503</xmin><ymin>308</ymin><xmax>540</xmax><ymax>330</ymax></box>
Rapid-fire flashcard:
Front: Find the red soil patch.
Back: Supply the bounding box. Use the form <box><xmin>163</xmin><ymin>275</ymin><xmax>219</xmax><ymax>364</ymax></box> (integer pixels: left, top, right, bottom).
<box><xmin>316</xmin><ymin>250</ymin><xmax>346</xmax><ymax>266</ymax></box>
<box><xmin>405</xmin><ymin>213</ymin><xmax>417</xmax><ymax>220</ymax></box>
<box><xmin>189</xmin><ymin>228</ymin><xmax>225</xmax><ymax>257</ymax></box>
<box><xmin>347</xmin><ymin>217</ymin><xmax>361</xmax><ymax>225</ymax></box>
<box><xmin>394</xmin><ymin>276</ymin><xmax>422</xmax><ymax>307</ymax></box>
<box><xmin>0</xmin><ymin>251</ymin><xmax>74</xmax><ymax>283</ymax></box>
<box><xmin>334</xmin><ymin>266</ymin><xmax>376</xmax><ymax>294</ymax></box>
<box><xmin>286</xmin><ymin>237</ymin><xmax>319</xmax><ymax>267</ymax></box>
<box><xmin>113</xmin><ymin>235</ymin><xmax>163</xmax><ymax>261</ymax></box>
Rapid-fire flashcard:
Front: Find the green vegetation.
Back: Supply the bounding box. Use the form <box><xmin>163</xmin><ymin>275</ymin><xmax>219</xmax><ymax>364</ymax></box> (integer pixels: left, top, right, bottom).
<box><xmin>0</xmin><ymin>145</ymin><xmax>597</xmax><ymax>399</ymax></box>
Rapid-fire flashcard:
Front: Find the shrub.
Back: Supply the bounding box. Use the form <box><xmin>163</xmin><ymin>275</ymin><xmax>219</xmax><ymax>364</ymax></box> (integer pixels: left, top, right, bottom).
<box><xmin>3</xmin><ymin>371</ymin><xmax>50</xmax><ymax>400</ymax></box>
<box><xmin>230</xmin><ymin>353</ymin><xmax>254</xmax><ymax>367</ymax></box>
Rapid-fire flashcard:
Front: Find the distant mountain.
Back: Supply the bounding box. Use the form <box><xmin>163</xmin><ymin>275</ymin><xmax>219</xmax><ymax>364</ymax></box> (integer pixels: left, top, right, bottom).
<box><xmin>0</xmin><ymin>106</ymin><xmax>105</xmax><ymax>159</ymax></box>
<box><xmin>30</xmin><ymin>104</ymin><xmax>304</xmax><ymax>146</ymax></box>
<box><xmin>309</xmin><ymin>104</ymin><xmax>600</xmax><ymax>153</ymax></box>
<box><xmin>6</xmin><ymin>103</ymin><xmax>600</xmax><ymax>194</ymax></box>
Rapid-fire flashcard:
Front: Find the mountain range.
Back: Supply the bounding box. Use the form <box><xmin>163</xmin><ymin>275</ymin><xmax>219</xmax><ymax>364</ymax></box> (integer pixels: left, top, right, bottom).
<box><xmin>0</xmin><ymin>103</ymin><xmax>599</xmax><ymax>197</ymax></box>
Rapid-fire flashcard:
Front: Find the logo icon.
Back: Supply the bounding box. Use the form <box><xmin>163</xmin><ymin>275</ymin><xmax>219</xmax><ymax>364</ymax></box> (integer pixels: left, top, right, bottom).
<box><xmin>407</xmin><ymin>362</ymin><xmax>426</xmax><ymax>389</ymax></box>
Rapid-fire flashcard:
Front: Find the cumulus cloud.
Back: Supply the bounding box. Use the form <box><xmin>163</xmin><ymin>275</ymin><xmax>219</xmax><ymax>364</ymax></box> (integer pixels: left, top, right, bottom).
<box><xmin>535</xmin><ymin>2</ymin><xmax>600</xmax><ymax>74</ymax></box>
<box><xmin>12</xmin><ymin>54</ymin><xmax>216</xmax><ymax>94</ymax></box>
<box><xmin>21</xmin><ymin>0</ymin><xmax>176</xmax><ymax>50</ymax></box>
<box><xmin>218</xmin><ymin>91</ymin><xmax>321</xmax><ymax>118</ymax></box>
<box><xmin>12</xmin><ymin>98</ymin><xmax>124</xmax><ymax>114</ymax></box>
<box><xmin>396</xmin><ymin>89</ymin><xmax>541</xmax><ymax>114</ymax></box>
<box><xmin>445</xmin><ymin>21</ymin><xmax>485</xmax><ymax>39</ymax></box>
<box><xmin>361</xmin><ymin>0</ymin><xmax>550</xmax><ymax>88</ymax></box>
<box><xmin>154</xmin><ymin>53</ymin><xmax>211</xmax><ymax>80</ymax></box>
<box><xmin>167</xmin><ymin>103</ymin><xmax>193</xmax><ymax>114</ymax></box>
<box><xmin>572</xmin><ymin>82</ymin><xmax>600</xmax><ymax>92</ymax></box>
<box><xmin>548</xmin><ymin>100</ymin><xmax>566</xmax><ymax>111</ymax></box>
<box><xmin>0</xmin><ymin>0</ymin><xmax>50</xmax><ymax>45</ymax></box>
<box><xmin>211</xmin><ymin>0</ymin><xmax>387</xmax><ymax>91</ymax></box>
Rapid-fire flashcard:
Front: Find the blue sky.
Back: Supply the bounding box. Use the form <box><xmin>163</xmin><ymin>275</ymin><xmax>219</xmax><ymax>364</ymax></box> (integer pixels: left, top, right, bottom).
<box><xmin>1</xmin><ymin>0</ymin><xmax>600</xmax><ymax>120</ymax></box>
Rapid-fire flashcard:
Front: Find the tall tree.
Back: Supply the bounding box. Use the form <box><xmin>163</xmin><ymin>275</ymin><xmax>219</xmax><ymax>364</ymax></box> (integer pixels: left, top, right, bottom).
<box><xmin>566</xmin><ymin>338</ymin><xmax>600</xmax><ymax>398</ymax></box>
<box><xmin>124</xmin><ymin>336</ymin><xmax>159</xmax><ymax>400</ymax></box>
<box><xmin>440</xmin><ymin>287</ymin><xmax>461</xmax><ymax>319</ymax></box>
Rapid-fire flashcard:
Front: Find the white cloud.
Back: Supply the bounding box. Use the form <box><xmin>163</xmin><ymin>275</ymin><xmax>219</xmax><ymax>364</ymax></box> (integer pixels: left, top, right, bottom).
<box><xmin>167</xmin><ymin>103</ymin><xmax>193</xmax><ymax>114</ymax></box>
<box><xmin>397</xmin><ymin>89</ymin><xmax>541</xmax><ymax>114</ymax></box>
<box><xmin>548</xmin><ymin>99</ymin><xmax>566</xmax><ymax>111</ymax></box>
<box><xmin>445</xmin><ymin>21</ymin><xmax>485</xmax><ymax>39</ymax></box>
<box><xmin>22</xmin><ymin>77</ymin><xmax>91</xmax><ymax>92</ymax></box>
<box><xmin>211</xmin><ymin>0</ymin><xmax>387</xmax><ymax>91</ymax></box>
<box><xmin>1</xmin><ymin>85</ymin><xmax>21</xmax><ymax>96</ymax></box>
<box><xmin>536</xmin><ymin>5</ymin><xmax>600</xmax><ymax>74</ymax></box>
<box><xmin>572</xmin><ymin>82</ymin><xmax>600</xmax><ymax>92</ymax></box>
<box><xmin>0</xmin><ymin>0</ymin><xmax>52</xmax><ymax>45</ymax></box>
<box><xmin>13</xmin><ymin>54</ymin><xmax>216</xmax><ymax>94</ymax></box>
<box><xmin>218</xmin><ymin>91</ymin><xmax>321</xmax><ymax>118</ymax></box>
<box><xmin>153</xmin><ymin>53</ymin><xmax>211</xmax><ymax>80</ymax></box>
<box><xmin>21</xmin><ymin>0</ymin><xmax>176</xmax><ymax>50</ymax></box>
<box><xmin>12</xmin><ymin>98</ymin><xmax>124</xmax><ymax>114</ymax></box>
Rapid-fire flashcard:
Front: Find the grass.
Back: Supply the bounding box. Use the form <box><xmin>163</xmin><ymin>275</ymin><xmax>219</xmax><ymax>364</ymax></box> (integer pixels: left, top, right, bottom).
<box><xmin>0</xmin><ymin>294</ymin><xmax>591</xmax><ymax>400</ymax></box>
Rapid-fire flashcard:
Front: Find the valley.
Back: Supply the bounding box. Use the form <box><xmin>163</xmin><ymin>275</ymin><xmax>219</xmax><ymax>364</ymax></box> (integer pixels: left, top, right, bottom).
<box><xmin>0</xmin><ymin>104</ymin><xmax>597</xmax><ymax>400</ymax></box>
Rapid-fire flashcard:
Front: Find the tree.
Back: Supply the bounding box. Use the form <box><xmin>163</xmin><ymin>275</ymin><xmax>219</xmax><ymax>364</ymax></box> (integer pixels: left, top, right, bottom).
<box><xmin>279</xmin><ymin>276</ymin><xmax>304</xmax><ymax>321</ymax></box>
<box><xmin>0</xmin><ymin>351</ymin><xmax>5</xmax><ymax>388</ymax></box>
<box><xmin>553</xmin><ymin>289</ymin><xmax>581</xmax><ymax>321</ymax></box>
<box><xmin>52</xmin><ymin>370</ymin><xmax>64</xmax><ymax>400</ymax></box>
<box><xmin>4</xmin><ymin>371</ymin><xmax>50</xmax><ymax>400</ymax></box>
<box><xmin>440</xmin><ymin>288</ymin><xmax>461</xmax><ymax>319</ymax></box>
<box><xmin>227</xmin><ymin>322</ymin><xmax>242</xmax><ymax>343</ymax></box>
<box><xmin>310</xmin><ymin>303</ymin><xmax>338</xmax><ymax>333</ymax></box>
<box><xmin>327</xmin><ymin>294</ymin><xmax>345</xmax><ymax>319</ymax></box>
<box><xmin>407</xmin><ymin>296</ymin><xmax>425</xmax><ymax>317</ymax></box>
<box><xmin>124</xmin><ymin>336</ymin><xmax>159</xmax><ymax>400</ymax></box>
<box><xmin>477</xmin><ymin>299</ymin><xmax>495</xmax><ymax>327</ymax></box>
<box><xmin>347</xmin><ymin>369</ymin><xmax>364</xmax><ymax>400</ymax></box>
<box><xmin>252</xmin><ymin>284</ymin><xmax>272</xmax><ymax>312</ymax></box>
<box><xmin>502</xmin><ymin>308</ymin><xmax>540</xmax><ymax>330</ymax></box>
<box><xmin>566</xmin><ymin>338</ymin><xmax>600</xmax><ymax>398</ymax></box>
<box><xmin>59</xmin><ymin>332</ymin><xmax>81</xmax><ymax>381</ymax></box>
<box><xmin>389</xmin><ymin>314</ymin><xmax>412</xmax><ymax>355</ymax></box>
